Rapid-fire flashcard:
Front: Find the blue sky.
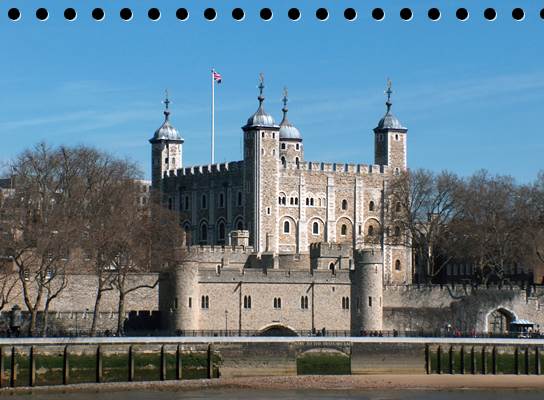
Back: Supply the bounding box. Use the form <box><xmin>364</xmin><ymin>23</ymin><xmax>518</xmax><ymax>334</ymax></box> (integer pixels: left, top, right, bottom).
<box><xmin>1</xmin><ymin>0</ymin><xmax>543</xmax><ymax>182</ymax></box>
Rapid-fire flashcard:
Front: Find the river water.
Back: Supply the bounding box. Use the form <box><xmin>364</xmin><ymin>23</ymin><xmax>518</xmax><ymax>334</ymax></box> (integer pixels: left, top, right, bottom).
<box><xmin>7</xmin><ymin>390</ymin><xmax>544</xmax><ymax>400</ymax></box>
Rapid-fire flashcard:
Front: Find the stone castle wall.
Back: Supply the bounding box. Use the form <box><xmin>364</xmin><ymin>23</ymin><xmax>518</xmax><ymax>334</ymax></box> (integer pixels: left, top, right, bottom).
<box><xmin>382</xmin><ymin>284</ymin><xmax>544</xmax><ymax>333</ymax></box>
<box><xmin>2</xmin><ymin>273</ymin><xmax>158</xmax><ymax>313</ymax></box>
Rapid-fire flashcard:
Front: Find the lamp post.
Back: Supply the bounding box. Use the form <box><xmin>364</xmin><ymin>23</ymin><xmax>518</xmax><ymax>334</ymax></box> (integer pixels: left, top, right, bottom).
<box><xmin>224</xmin><ymin>310</ymin><xmax>228</xmax><ymax>335</ymax></box>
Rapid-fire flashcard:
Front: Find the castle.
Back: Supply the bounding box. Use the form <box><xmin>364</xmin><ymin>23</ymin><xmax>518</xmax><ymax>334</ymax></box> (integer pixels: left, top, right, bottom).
<box><xmin>153</xmin><ymin>78</ymin><xmax>544</xmax><ymax>336</ymax></box>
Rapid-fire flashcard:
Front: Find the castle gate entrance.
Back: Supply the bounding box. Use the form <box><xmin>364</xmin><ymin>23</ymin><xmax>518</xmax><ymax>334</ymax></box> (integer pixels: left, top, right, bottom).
<box><xmin>257</xmin><ymin>324</ymin><xmax>299</xmax><ymax>336</ymax></box>
<box><xmin>487</xmin><ymin>308</ymin><xmax>514</xmax><ymax>334</ymax></box>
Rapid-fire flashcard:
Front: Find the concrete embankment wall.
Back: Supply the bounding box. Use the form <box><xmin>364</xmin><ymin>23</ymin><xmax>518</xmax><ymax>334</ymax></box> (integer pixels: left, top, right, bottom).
<box><xmin>4</xmin><ymin>337</ymin><xmax>541</xmax><ymax>379</ymax></box>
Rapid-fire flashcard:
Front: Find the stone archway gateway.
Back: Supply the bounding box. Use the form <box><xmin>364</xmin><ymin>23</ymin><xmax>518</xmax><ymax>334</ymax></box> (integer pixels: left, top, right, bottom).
<box><xmin>257</xmin><ymin>324</ymin><xmax>299</xmax><ymax>336</ymax></box>
<box><xmin>486</xmin><ymin>308</ymin><xmax>516</xmax><ymax>334</ymax></box>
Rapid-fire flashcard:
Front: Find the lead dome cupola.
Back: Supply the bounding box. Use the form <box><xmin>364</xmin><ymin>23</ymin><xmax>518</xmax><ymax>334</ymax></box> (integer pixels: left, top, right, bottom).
<box><xmin>375</xmin><ymin>80</ymin><xmax>406</xmax><ymax>131</ymax></box>
<box><xmin>150</xmin><ymin>90</ymin><xmax>184</xmax><ymax>143</ymax></box>
<box><xmin>243</xmin><ymin>74</ymin><xmax>277</xmax><ymax>129</ymax></box>
<box><xmin>279</xmin><ymin>88</ymin><xmax>302</xmax><ymax>141</ymax></box>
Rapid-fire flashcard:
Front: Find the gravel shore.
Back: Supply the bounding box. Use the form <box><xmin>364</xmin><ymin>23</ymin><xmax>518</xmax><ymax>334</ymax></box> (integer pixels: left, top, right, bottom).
<box><xmin>2</xmin><ymin>375</ymin><xmax>544</xmax><ymax>395</ymax></box>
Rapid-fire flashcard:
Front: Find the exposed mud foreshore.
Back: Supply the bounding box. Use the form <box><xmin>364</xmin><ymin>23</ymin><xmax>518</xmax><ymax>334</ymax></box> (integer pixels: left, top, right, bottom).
<box><xmin>2</xmin><ymin>375</ymin><xmax>544</xmax><ymax>395</ymax></box>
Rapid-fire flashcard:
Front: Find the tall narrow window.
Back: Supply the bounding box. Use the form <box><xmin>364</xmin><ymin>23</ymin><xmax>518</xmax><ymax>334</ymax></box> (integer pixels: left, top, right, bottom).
<box><xmin>219</xmin><ymin>192</ymin><xmax>225</xmax><ymax>208</ymax></box>
<box><xmin>369</xmin><ymin>201</ymin><xmax>375</xmax><ymax>211</ymax></box>
<box><xmin>200</xmin><ymin>223</ymin><xmax>208</xmax><ymax>243</ymax></box>
<box><xmin>295</xmin><ymin>157</ymin><xmax>299</xmax><ymax>167</ymax></box>
<box><xmin>244</xmin><ymin>295</ymin><xmax>252</xmax><ymax>309</ymax></box>
<box><xmin>283</xmin><ymin>220</ymin><xmax>290</xmax><ymax>234</ymax></box>
<box><xmin>237</xmin><ymin>220</ymin><xmax>244</xmax><ymax>230</ymax></box>
<box><xmin>201</xmin><ymin>295</ymin><xmax>209</xmax><ymax>309</ymax></box>
<box><xmin>395</xmin><ymin>260</ymin><xmax>402</xmax><ymax>271</ymax></box>
<box><xmin>281</xmin><ymin>157</ymin><xmax>286</xmax><ymax>167</ymax></box>
<box><xmin>394</xmin><ymin>226</ymin><xmax>401</xmax><ymax>236</ymax></box>
<box><xmin>301</xmin><ymin>296</ymin><xmax>308</xmax><ymax>309</ymax></box>
<box><xmin>168</xmin><ymin>198</ymin><xmax>173</xmax><ymax>210</ymax></box>
<box><xmin>237</xmin><ymin>191</ymin><xmax>243</xmax><ymax>206</ymax></box>
<box><xmin>184</xmin><ymin>196</ymin><xmax>190</xmax><ymax>210</ymax></box>
<box><xmin>368</xmin><ymin>225</ymin><xmax>374</xmax><ymax>236</ymax></box>
<box><xmin>312</xmin><ymin>222</ymin><xmax>319</xmax><ymax>235</ymax></box>
<box><xmin>341</xmin><ymin>199</ymin><xmax>348</xmax><ymax>210</ymax></box>
<box><xmin>218</xmin><ymin>222</ymin><xmax>226</xmax><ymax>241</ymax></box>
<box><xmin>341</xmin><ymin>224</ymin><xmax>347</xmax><ymax>236</ymax></box>
<box><xmin>329</xmin><ymin>262</ymin><xmax>335</xmax><ymax>272</ymax></box>
<box><xmin>368</xmin><ymin>296</ymin><xmax>372</xmax><ymax>307</ymax></box>
<box><xmin>273</xmin><ymin>297</ymin><xmax>282</xmax><ymax>309</ymax></box>
<box><xmin>201</xmin><ymin>194</ymin><xmax>207</xmax><ymax>209</ymax></box>
<box><xmin>188</xmin><ymin>297</ymin><xmax>192</xmax><ymax>308</ymax></box>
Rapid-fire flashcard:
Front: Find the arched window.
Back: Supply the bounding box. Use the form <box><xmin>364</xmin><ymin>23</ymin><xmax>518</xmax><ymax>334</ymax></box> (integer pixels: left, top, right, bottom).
<box><xmin>281</xmin><ymin>156</ymin><xmax>286</xmax><ymax>167</ymax></box>
<box><xmin>312</xmin><ymin>221</ymin><xmax>319</xmax><ymax>235</ymax></box>
<box><xmin>244</xmin><ymin>295</ymin><xmax>252</xmax><ymax>309</ymax></box>
<box><xmin>395</xmin><ymin>260</ymin><xmax>402</xmax><ymax>271</ymax></box>
<box><xmin>295</xmin><ymin>157</ymin><xmax>299</xmax><ymax>167</ymax></box>
<box><xmin>306</xmin><ymin>198</ymin><xmax>310</xmax><ymax>206</ymax></box>
<box><xmin>369</xmin><ymin>201</ymin><xmax>375</xmax><ymax>211</ymax></box>
<box><xmin>218</xmin><ymin>222</ymin><xmax>226</xmax><ymax>241</ymax></box>
<box><xmin>201</xmin><ymin>194</ymin><xmax>207</xmax><ymax>209</ymax></box>
<box><xmin>394</xmin><ymin>226</ymin><xmax>401</xmax><ymax>236</ymax></box>
<box><xmin>219</xmin><ymin>193</ymin><xmax>225</xmax><ymax>208</ymax></box>
<box><xmin>296</xmin><ymin>143</ymin><xmax>300</xmax><ymax>150</ymax></box>
<box><xmin>237</xmin><ymin>191</ymin><xmax>243</xmax><ymax>206</ymax></box>
<box><xmin>273</xmin><ymin>297</ymin><xmax>282</xmax><ymax>309</ymax></box>
<box><xmin>329</xmin><ymin>262</ymin><xmax>335</xmax><ymax>271</ymax></box>
<box><xmin>201</xmin><ymin>295</ymin><xmax>209</xmax><ymax>309</ymax></box>
<box><xmin>283</xmin><ymin>220</ymin><xmax>290</xmax><ymax>234</ymax></box>
<box><xmin>200</xmin><ymin>223</ymin><xmax>208</xmax><ymax>243</ymax></box>
<box><xmin>341</xmin><ymin>224</ymin><xmax>347</xmax><ymax>236</ymax></box>
<box><xmin>290</xmin><ymin>197</ymin><xmax>294</xmax><ymax>205</ymax></box>
<box><xmin>395</xmin><ymin>202</ymin><xmax>401</xmax><ymax>212</ymax></box>
<box><xmin>341</xmin><ymin>199</ymin><xmax>348</xmax><ymax>210</ymax></box>
<box><xmin>281</xmin><ymin>143</ymin><xmax>286</xmax><ymax>150</ymax></box>
<box><xmin>236</xmin><ymin>220</ymin><xmax>244</xmax><ymax>230</ymax></box>
<box><xmin>294</xmin><ymin>197</ymin><xmax>298</xmax><ymax>205</ymax></box>
<box><xmin>342</xmin><ymin>297</ymin><xmax>350</xmax><ymax>310</ymax></box>
<box><xmin>310</xmin><ymin>198</ymin><xmax>314</xmax><ymax>206</ymax></box>
<box><xmin>368</xmin><ymin>225</ymin><xmax>374</xmax><ymax>236</ymax></box>
<box><xmin>301</xmin><ymin>296</ymin><xmax>308</xmax><ymax>309</ymax></box>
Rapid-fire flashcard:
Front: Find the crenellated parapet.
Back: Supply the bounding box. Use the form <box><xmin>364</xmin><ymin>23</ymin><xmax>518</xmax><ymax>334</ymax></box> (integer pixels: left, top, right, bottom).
<box><xmin>286</xmin><ymin>161</ymin><xmax>390</xmax><ymax>175</ymax></box>
<box><xmin>163</xmin><ymin>161</ymin><xmax>244</xmax><ymax>179</ymax></box>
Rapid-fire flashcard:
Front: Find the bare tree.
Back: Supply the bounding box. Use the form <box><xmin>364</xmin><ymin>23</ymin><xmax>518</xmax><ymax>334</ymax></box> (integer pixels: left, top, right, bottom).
<box><xmin>453</xmin><ymin>170</ymin><xmax>527</xmax><ymax>284</ymax></box>
<box><xmin>0</xmin><ymin>143</ymin><xmax>79</xmax><ymax>335</ymax></box>
<box><xmin>386</xmin><ymin>169</ymin><xmax>463</xmax><ymax>282</ymax></box>
<box><xmin>109</xmin><ymin>192</ymin><xmax>185</xmax><ymax>336</ymax></box>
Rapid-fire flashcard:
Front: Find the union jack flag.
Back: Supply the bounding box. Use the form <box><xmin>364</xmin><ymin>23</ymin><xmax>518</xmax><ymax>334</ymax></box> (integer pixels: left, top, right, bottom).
<box><xmin>212</xmin><ymin>70</ymin><xmax>222</xmax><ymax>84</ymax></box>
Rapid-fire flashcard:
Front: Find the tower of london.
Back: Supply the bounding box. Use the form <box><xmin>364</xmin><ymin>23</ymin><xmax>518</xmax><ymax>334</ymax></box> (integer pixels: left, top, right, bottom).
<box><xmin>154</xmin><ymin>78</ymin><xmax>544</xmax><ymax>336</ymax></box>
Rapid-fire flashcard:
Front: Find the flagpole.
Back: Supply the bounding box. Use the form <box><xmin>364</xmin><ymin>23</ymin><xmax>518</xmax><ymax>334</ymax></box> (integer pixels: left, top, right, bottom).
<box><xmin>211</xmin><ymin>68</ymin><xmax>215</xmax><ymax>164</ymax></box>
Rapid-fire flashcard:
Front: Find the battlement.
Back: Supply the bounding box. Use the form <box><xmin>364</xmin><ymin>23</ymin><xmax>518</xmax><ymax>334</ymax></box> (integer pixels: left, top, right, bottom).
<box><xmin>309</xmin><ymin>242</ymin><xmax>352</xmax><ymax>258</ymax></box>
<box><xmin>185</xmin><ymin>244</ymin><xmax>255</xmax><ymax>255</ymax></box>
<box><xmin>164</xmin><ymin>161</ymin><xmax>244</xmax><ymax>179</ymax></box>
<box><xmin>300</xmin><ymin>161</ymin><xmax>388</xmax><ymax>175</ymax></box>
<box><xmin>384</xmin><ymin>283</ymin><xmax>544</xmax><ymax>297</ymax></box>
<box><xmin>354</xmin><ymin>248</ymin><xmax>383</xmax><ymax>264</ymax></box>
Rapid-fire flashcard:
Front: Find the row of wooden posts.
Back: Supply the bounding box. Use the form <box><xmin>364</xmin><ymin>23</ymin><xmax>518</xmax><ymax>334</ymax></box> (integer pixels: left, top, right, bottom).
<box><xmin>425</xmin><ymin>345</ymin><xmax>542</xmax><ymax>375</ymax></box>
<box><xmin>0</xmin><ymin>344</ymin><xmax>214</xmax><ymax>388</ymax></box>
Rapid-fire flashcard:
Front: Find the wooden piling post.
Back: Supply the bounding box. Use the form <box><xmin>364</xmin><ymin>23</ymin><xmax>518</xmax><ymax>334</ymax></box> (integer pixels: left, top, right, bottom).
<box><xmin>449</xmin><ymin>346</ymin><xmax>454</xmax><ymax>374</ymax></box>
<box><xmin>207</xmin><ymin>344</ymin><xmax>213</xmax><ymax>379</ymax></box>
<box><xmin>128</xmin><ymin>345</ymin><xmax>134</xmax><ymax>382</ymax></box>
<box><xmin>460</xmin><ymin>346</ymin><xmax>465</xmax><ymax>374</ymax></box>
<box><xmin>470</xmin><ymin>346</ymin><xmax>476</xmax><ymax>375</ymax></box>
<box><xmin>0</xmin><ymin>346</ymin><xmax>4</xmax><ymax>388</ymax></box>
<box><xmin>29</xmin><ymin>346</ymin><xmax>36</xmax><ymax>387</ymax></box>
<box><xmin>491</xmin><ymin>346</ymin><xmax>497</xmax><ymax>375</ymax></box>
<box><xmin>515</xmin><ymin>347</ymin><xmax>520</xmax><ymax>375</ymax></box>
<box><xmin>10</xmin><ymin>346</ymin><xmax>16</xmax><ymax>388</ymax></box>
<box><xmin>160</xmin><ymin>345</ymin><xmax>166</xmax><ymax>381</ymax></box>
<box><xmin>481</xmin><ymin>346</ymin><xmax>487</xmax><ymax>375</ymax></box>
<box><xmin>536</xmin><ymin>347</ymin><xmax>541</xmax><ymax>376</ymax></box>
<box><xmin>96</xmin><ymin>345</ymin><xmax>102</xmax><ymax>383</ymax></box>
<box><xmin>176</xmin><ymin>344</ymin><xmax>182</xmax><ymax>380</ymax></box>
<box><xmin>525</xmin><ymin>348</ymin><xmax>530</xmax><ymax>375</ymax></box>
<box><xmin>63</xmin><ymin>345</ymin><xmax>69</xmax><ymax>385</ymax></box>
